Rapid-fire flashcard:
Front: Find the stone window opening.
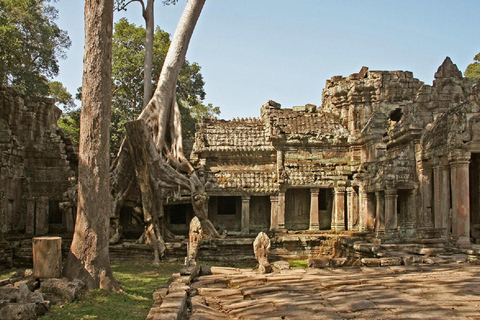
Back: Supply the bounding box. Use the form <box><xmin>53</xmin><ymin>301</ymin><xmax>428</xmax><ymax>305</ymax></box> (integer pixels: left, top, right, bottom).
<box><xmin>217</xmin><ymin>196</ymin><xmax>237</xmax><ymax>215</ymax></box>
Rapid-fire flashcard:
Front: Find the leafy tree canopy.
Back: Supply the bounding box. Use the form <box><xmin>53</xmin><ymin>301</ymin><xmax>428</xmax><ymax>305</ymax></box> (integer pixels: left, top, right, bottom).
<box><xmin>465</xmin><ymin>52</ymin><xmax>480</xmax><ymax>82</ymax></box>
<box><xmin>0</xmin><ymin>0</ymin><xmax>71</xmax><ymax>95</ymax></box>
<box><xmin>110</xmin><ymin>18</ymin><xmax>219</xmax><ymax>155</ymax></box>
<box><xmin>49</xmin><ymin>81</ymin><xmax>80</xmax><ymax>143</ymax></box>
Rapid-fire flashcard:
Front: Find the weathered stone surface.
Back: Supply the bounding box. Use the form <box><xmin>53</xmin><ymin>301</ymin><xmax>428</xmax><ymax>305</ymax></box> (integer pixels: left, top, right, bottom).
<box><xmin>39</xmin><ymin>278</ymin><xmax>85</xmax><ymax>302</ymax></box>
<box><xmin>186</xmin><ymin>217</ymin><xmax>203</xmax><ymax>267</ymax></box>
<box><xmin>272</xmin><ymin>260</ymin><xmax>290</xmax><ymax>270</ymax></box>
<box><xmin>308</xmin><ymin>257</ymin><xmax>330</xmax><ymax>268</ymax></box>
<box><xmin>253</xmin><ymin>232</ymin><xmax>272</xmax><ymax>274</ymax></box>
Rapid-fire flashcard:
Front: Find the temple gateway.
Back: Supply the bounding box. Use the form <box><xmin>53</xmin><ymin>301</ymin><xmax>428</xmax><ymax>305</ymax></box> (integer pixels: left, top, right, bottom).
<box><xmin>164</xmin><ymin>57</ymin><xmax>480</xmax><ymax>245</ymax></box>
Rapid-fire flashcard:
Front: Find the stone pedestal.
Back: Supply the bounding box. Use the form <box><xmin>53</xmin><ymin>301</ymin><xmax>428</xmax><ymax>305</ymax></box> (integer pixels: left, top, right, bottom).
<box><xmin>309</xmin><ymin>189</ymin><xmax>319</xmax><ymax>230</ymax></box>
<box><xmin>33</xmin><ymin>236</ymin><xmax>62</xmax><ymax>278</ymax></box>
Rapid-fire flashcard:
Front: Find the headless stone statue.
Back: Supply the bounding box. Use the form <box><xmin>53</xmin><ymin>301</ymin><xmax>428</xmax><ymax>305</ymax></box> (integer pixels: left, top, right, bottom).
<box><xmin>253</xmin><ymin>232</ymin><xmax>272</xmax><ymax>273</ymax></box>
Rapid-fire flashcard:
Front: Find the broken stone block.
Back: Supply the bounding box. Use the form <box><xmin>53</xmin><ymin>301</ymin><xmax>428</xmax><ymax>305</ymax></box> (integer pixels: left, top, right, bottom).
<box><xmin>330</xmin><ymin>258</ymin><xmax>347</xmax><ymax>268</ymax></box>
<box><xmin>361</xmin><ymin>258</ymin><xmax>380</xmax><ymax>267</ymax></box>
<box><xmin>380</xmin><ymin>257</ymin><xmax>402</xmax><ymax>267</ymax></box>
<box><xmin>40</xmin><ymin>278</ymin><xmax>85</xmax><ymax>302</ymax></box>
<box><xmin>272</xmin><ymin>260</ymin><xmax>290</xmax><ymax>270</ymax></box>
<box><xmin>308</xmin><ymin>257</ymin><xmax>330</xmax><ymax>268</ymax></box>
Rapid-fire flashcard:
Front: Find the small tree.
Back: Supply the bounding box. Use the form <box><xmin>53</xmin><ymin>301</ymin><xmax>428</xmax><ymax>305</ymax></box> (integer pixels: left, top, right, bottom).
<box><xmin>465</xmin><ymin>53</ymin><xmax>480</xmax><ymax>82</ymax></box>
<box><xmin>63</xmin><ymin>0</ymin><xmax>118</xmax><ymax>291</ymax></box>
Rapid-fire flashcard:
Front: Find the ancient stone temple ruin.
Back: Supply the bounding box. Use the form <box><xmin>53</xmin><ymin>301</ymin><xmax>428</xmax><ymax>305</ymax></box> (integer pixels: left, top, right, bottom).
<box><xmin>0</xmin><ymin>87</ymin><xmax>77</xmax><ymax>237</ymax></box>
<box><xmin>163</xmin><ymin>57</ymin><xmax>480</xmax><ymax>246</ymax></box>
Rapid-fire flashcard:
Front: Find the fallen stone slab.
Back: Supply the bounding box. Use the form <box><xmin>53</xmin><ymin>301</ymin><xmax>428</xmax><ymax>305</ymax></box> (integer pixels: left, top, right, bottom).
<box><xmin>39</xmin><ymin>278</ymin><xmax>85</xmax><ymax>302</ymax></box>
<box><xmin>380</xmin><ymin>257</ymin><xmax>402</xmax><ymax>267</ymax></box>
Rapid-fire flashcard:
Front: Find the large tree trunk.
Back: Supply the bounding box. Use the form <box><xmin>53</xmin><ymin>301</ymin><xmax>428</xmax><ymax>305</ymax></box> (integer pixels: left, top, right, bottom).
<box><xmin>110</xmin><ymin>0</ymin><xmax>220</xmax><ymax>251</ymax></box>
<box><xmin>142</xmin><ymin>0</ymin><xmax>154</xmax><ymax>108</ymax></box>
<box><xmin>63</xmin><ymin>0</ymin><xmax>118</xmax><ymax>291</ymax></box>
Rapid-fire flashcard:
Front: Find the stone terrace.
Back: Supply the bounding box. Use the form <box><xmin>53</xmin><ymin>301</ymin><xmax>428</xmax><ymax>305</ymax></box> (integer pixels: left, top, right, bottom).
<box><xmin>189</xmin><ymin>263</ymin><xmax>480</xmax><ymax>320</ymax></box>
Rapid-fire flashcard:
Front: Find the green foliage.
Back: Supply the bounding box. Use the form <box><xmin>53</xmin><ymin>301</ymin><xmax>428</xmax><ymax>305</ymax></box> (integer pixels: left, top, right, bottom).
<box><xmin>48</xmin><ymin>81</ymin><xmax>80</xmax><ymax>144</ymax></box>
<box><xmin>41</xmin><ymin>261</ymin><xmax>183</xmax><ymax>320</ymax></box>
<box><xmin>465</xmin><ymin>52</ymin><xmax>480</xmax><ymax>82</ymax></box>
<box><xmin>289</xmin><ymin>259</ymin><xmax>309</xmax><ymax>268</ymax></box>
<box><xmin>0</xmin><ymin>0</ymin><xmax>71</xmax><ymax>96</ymax></box>
<box><xmin>110</xmin><ymin>18</ymin><xmax>219</xmax><ymax>156</ymax></box>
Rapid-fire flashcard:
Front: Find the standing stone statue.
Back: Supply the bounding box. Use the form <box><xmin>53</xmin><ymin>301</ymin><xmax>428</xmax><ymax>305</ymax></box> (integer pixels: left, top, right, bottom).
<box><xmin>253</xmin><ymin>232</ymin><xmax>272</xmax><ymax>273</ymax></box>
<box><xmin>186</xmin><ymin>216</ymin><xmax>203</xmax><ymax>266</ymax></box>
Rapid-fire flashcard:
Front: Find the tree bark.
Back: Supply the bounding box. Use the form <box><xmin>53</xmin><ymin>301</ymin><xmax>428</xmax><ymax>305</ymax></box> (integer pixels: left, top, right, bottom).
<box><xmin>110</xmin><ymin>0</ymin><xmax>220</xmax><ymax>249</ymax></box>
<box><xmin>142</xmin><ymin>0</ymin><xmax>154</xmax><ymax>108</ymax></box>
<box><xmin>63</xmin><ymin>0</ymin><xmax>118</xmax><ymax>291</ymax></box>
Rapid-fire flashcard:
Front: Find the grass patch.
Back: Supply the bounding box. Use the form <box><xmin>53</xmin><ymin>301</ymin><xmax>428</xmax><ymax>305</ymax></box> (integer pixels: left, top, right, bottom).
<box><xmin>289</xmin><ymin>259</ymin><xmax>309</xmax><ymax>268</ymax></box>
<box><xmin>41</xmin><ymin>260</ymin><xmax>183</xmax><ymax>320</ymax></box>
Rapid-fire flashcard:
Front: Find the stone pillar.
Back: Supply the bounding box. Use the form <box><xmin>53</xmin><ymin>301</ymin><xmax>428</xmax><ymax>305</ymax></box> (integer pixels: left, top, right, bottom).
<box><xmin>241</xmin><ymin>196</ymin><xmax>250</xmax><ymax>234</ymax></box>
<box><xmin>347</xmin><ymin>187</ymin><xmax>359</xmax><ymax>231</ymax></box>
<box><xmin>269</xmin><ymin>195</ymin><xmax>279</xmax><ymax>231</ymax></box>
<box><xmin>277</xmin><ymin>191</ymin><xmax>286</xmax><ymax>229</ymax></box>
<box><xmin>433</xmin><ymin>161</ymin><xmax>450</xmax><ymax>230</ymax></box>
<box><xmin>309</xmin><ymin>188</ymin><xmax>319</xmax><ymax>230</ymax></box>
<box><xmin>333</xmin><ymin>187</ymin><xmax>345</xmax><ymax>231</ymax></box>
<box><xmin>358</xmin><ymin>187</ymin><xmax>367</xmax><ymax>231</ymax></box>
<box><xmin>25</xmin><ymin>198</ymin><xmax>36</xmax><ymax>235</ymax></box>
<box><xmin>365</xmin><ymin>192</ymin><xmax>376</xmax><ymax>230</ymax></box>
<box><xmin>375</xmin><ymin>191</ymin><xmax>385</xmax><ymax>232</ymax></box>
<box><xmin>420</xmin><ymin>162</ymin><xmax>434</xmax><ymax>227</ymax></box>
<box><xmin>450</xmin><ymin>152</ymin><xmax>471</xmax><ymax>245</ymax></box>
<box><xmin>384</xmin><ymin>189</ymin><xmax>398</xmax><ymax>230</ymax></box>
<box><xmin>35</xmin><ymin>197</ymin><xmax>49</xmax><ymax>235</ymax></box>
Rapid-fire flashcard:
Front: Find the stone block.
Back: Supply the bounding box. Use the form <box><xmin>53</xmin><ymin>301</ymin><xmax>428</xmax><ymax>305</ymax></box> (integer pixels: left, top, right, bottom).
<box><xmin>308</xmin><ymin>257</ymin><xmax>330</xmax><ymax>268</ymax></box>
<box><xmin>32</xmin><ymin>236</ymin><xmax>62</xmax><ymax>278</ymax></box>
<box><xmin>361</xmin><ymin>258</ymin><xmax>380</xmax><ymax>267</ymax></box>
<box><xmin>330</xmin><ymin>258</ymin><xmax>347</xmax><ymax>268</ymax></box>
<box><xmin>272</xmin><ymin>260</ymin><xmax>290</xmax><ymax>270</ymax></box>
<box><xmin>380</xmin><ymin>257</ymin><xmax>402</xmax><ymax>267</ymax></box>
<box><xmin>40</xmin><ymin>278</ymin><xmax>85</xmax><ymax>301</ymax></box>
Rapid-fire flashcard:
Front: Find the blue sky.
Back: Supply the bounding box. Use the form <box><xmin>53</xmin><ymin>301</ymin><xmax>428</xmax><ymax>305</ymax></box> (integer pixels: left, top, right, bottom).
<box><xmin>53</xmin><ymin>0</ymin><xmax>480</xmax><ymax>120</ymax></box>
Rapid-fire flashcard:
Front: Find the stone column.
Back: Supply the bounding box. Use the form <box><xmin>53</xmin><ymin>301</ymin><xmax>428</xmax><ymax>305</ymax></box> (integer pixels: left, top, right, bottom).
<box><xmin>309</xmin><ymin>188</ymin><xmax>320</xmax><ymax>230</ymax></box>
<box><xmin>35</xmin><ymin>197</ymin><xmax>49</xmax><ymax>235</ymax></box>
<box><xmin>358</xmin><ymin>187</ymin><xmax>367</xmax><ymax>231</ymax></box>
<box><xmin>420</xmin><ymin>162</ymin><xmax>434</xmax><ymax>227</ymax></box>
<box><xmin>269</xmin><ymin>195</ymin><xmax>279</xmax><ymax>231</ymax></box>
<box><xmin>384</xmin><ymin>189</ymin><xmax>398</xmax><ymax>230</ymax></box>
<box><xmin>433</xmin><ymin>161</ymin><xmax>450</xmax><ymax>230</ymax></box>
<box><xmin>347</xmin><ymin>187</ymin><xmax>359</xmax><ymax>231</ymax></box>
<box><xmin>333</xmin><ymin>187</ymin><xmax>345</xmax><ymax>231</ymax></box>
<box><xmin>241</xmin><ymin>196</ymin><xmax>250</xmax><ymax>234</ymax></box>
<box><xmin>375</xmin><ymin>191</ymin><xmax>385</xmax><ymax>232</ymax></box>
<box><xmin>365</xmin><ymin>192</ymin><xmax>376</xmax><ymax>230</ymax></box>
<box><xmin>450</xmin><ymin>152</ymin><xmax>471</xmax><ymax>245</ymax></box>
<box><xmin>277</xmin><ymin>191</ymin><xmax>286</xmax><ymax>229</ymax></box>
<box><xmin>25</xmin><ymin>198</ymin><xmax>36</xmax><ymax>235</ymax></box>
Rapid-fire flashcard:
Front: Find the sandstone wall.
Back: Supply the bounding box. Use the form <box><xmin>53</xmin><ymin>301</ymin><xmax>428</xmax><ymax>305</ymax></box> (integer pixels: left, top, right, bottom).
<box><xmin>0</xmin><ymin>87</ymin><xmax>76</xmax><ymax>235</ymax></box>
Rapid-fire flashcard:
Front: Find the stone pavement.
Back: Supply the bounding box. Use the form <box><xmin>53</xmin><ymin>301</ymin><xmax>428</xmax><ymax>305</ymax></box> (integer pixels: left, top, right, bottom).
<box><xmin>189</xmin><ymin>263</ymin><xmax>480</xmax><ymax>319</ymax></box>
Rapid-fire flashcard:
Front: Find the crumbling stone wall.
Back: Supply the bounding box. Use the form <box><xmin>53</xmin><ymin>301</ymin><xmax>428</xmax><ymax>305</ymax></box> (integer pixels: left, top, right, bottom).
<box><xmin>0</xmin><ymin>86</ymin><xmax>76</xmax><ymax>236</ymax></box>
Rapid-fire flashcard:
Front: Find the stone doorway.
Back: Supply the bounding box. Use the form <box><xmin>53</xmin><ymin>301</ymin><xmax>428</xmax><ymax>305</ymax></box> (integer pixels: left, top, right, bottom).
<box><xmin>165</xmin><ymin>203</ymin><xmax>194</xmax><ymax>235</ymax></box>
